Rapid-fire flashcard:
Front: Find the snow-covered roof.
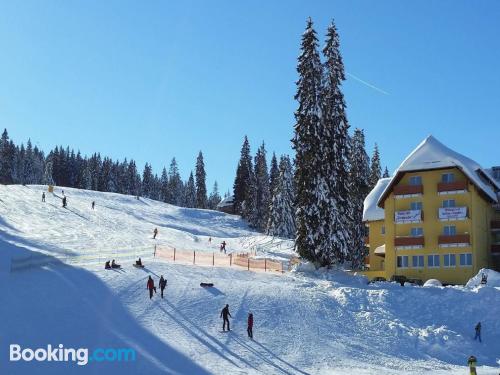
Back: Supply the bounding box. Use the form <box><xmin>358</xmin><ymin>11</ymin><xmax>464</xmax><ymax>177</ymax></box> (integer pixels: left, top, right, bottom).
<box><xmin>363</xmin><ymin>178</ymin><xmax>391</xmax><ymax>222</ymax></box>
<box><xmin>374</xmin><ymin>244</ymin><xmax>385</xmax><ymax>255</ymax></box>
<box><xmin>216</xmin><ymin>195</ymin><xmax>234</xmax><ymax>209</ymax></box>
<box><xmin>378</xmin><ymin>136</ymin><xmax>499</xmax><ymax>206</ymax></box>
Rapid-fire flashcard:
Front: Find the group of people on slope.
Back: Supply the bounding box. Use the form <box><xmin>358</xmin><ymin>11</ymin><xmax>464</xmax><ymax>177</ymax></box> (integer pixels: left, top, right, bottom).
<box><xmin>41</xmin><ymin>191</ymin><xmax>95</xmax><ymax>211</ymax></box>
<box><xmin>105</xmin><ymin>260</ymin><xmax>121</xmax><ymax>269</ymax></box>
<box><xmin>220</xmin><ymin>304</ymin><xmax>253</xmax><ymax>339</ymax></box>
<box><xmin>147</xmin><ymin>275</ymin><xmax>167</xmax><ymax>299</ymax></box>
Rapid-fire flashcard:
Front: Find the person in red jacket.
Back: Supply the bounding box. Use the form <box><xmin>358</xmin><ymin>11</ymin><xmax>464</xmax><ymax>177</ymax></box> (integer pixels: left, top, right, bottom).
<box><xmin>247</xmin><ymin>312</ymin><xmax>253</xmax><ymax>339</ymax></box>
<box><xmin>147</xmin><ymin>276</ymin><xmax>156</xmax><ymax>299</ymax></box>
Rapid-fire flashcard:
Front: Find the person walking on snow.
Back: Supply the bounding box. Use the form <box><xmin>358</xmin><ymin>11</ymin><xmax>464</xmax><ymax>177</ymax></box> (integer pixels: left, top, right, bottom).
<box><xmin>91</xmin><ymin>201</ymin><xmax>95</xmax><ymax>210</ymax></box>
<box><xmin>159</xmin><ymin>275</ymin><xmax>167</xmax><ymax>298</ymax></box>
<box><xmin>220</xmin><ymin>241</ymin><xmax>226</xmax><ymax>254</ymax></box>
<box><xmin>147</xmin><ymin>276</ymin><xmax>156</xmax><ymax>299</ymax></box>
<box><xmin>220</xmin><ymin>304</ymin><xmax>231</xmax><ymax>331</ymax></box>
<box><xmin>153</xmin><ymin>228</ymin><xmax>158</xmax><ymax>239</ymax></box>
<box><xmin>474</xmin><ymin>322</ymin><xmax>482</xmax><ymax>342</ymax></box>
<box><xmin>62</xmin><ymin>196</ymin><xmax>67</xmax><ymax>208</ymax></box>
<box><xmin>247</xmin><ymin>312</ymin><xmax>254</xmax><ymax>339</ymax></box>
<box><xmin>42</xmin><ymin>192</ymin><xmax>45</xmax><ymax>202</ymax></box>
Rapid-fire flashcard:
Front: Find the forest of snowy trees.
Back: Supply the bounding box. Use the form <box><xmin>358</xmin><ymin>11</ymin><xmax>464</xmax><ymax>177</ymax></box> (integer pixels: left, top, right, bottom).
<box><xmin>0</xmin><ymin>129</ymin><xmax>222</xmax><ymax>210</ymax></box>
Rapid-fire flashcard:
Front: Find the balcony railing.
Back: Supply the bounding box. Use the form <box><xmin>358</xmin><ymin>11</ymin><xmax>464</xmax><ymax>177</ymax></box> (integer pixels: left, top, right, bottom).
<box><xmin>438</xmin><ymin>234</ymin><xmax>470</xmax><ymax>245</ymax></box>
<box><xmin>393</xmin><ymin>184</ymin><xmax>423</xmax><ymax>196</ymax></box>
<box><xmin>491</xmin><ymin>221</ymin><xmax>500</xmax><ymax>231</ymax></box>
<box><xmin>492</xmin><ymin>244</ymin><xmax>500</xmax><ymax>254</ymax></box>
<box><xmin>437</xmin><ymin>180</ymin><xmax>468</xmax><ymax>193</ymax></box>
<box><xmin>394</xmin><ymin>236</ymin><xmax>424</xmax><ymax>247</ymax></box>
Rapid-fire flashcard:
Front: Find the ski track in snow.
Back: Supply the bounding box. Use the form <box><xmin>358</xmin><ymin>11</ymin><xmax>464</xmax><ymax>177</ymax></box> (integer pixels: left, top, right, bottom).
<box><xmin>0</xmin><ymin>185</ymin><xmax>499</xmax><ymax>374</ymax></box>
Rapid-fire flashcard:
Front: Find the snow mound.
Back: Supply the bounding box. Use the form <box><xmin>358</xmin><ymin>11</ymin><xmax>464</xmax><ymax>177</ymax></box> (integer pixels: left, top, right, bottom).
<box><xmin>363</xmin><ymin>177</ymin><xmax>391</xmax><ymax>221</ymax></box>
<box><xmin>466</xmin><ymin>268</ymin><xmax>500</xmax><ymax>288</ymax></box>
<box><xmin>424</xmin><ymin>279</ymin><xmax>443</xmax><ymax>287</ymax></box>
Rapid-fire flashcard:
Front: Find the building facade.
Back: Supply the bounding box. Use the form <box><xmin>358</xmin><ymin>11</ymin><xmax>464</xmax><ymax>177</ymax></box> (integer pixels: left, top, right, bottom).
<box><xmin>363</xmin><ymin>136</ymin><xmax>500</xmax><ymax>285</ymax></box>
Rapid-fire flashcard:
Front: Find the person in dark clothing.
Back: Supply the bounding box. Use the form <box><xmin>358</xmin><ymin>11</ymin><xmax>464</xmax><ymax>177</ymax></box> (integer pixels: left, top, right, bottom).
<box><xmin>247</xmin><ymin>312</ymin><xmax>253</xmax><ymax>339</ymax></box>
<box><xmin>111</xmin><ymin>259</ymin><xmax>121</xmax><ymax>268</ymax></box>
<box><xmin>474</xmin><ymin>322</ymin><xmax>482</xmax><ymax>342</ymax></box>
<box><xmin>62</xmin><ymin>196</ymin><xmax>67</xmax><ymax>208</ymax></box>
<box><xmin>147</xmin><ymin>276</ymin><xmax>156</xmax><ymax>299</ymax></box>
<box><xmin>153</xmin><ymin>228</ymin><xmax>158</xmax><ymax>239</ymax></box>
<box><xmin>159</xmin><ymin>275</ymin><xmax>167</xmax><ymax>298</ymax></box>
<box><xmin>105</xmin><ymin>260</ymin><xmax>111</xmax><ymax>269</ymax></box>
<box><xmin>42</xmin><ymin>192</ymin><xmax>45</xmax><ymax>202</ymax></box>
<box><xmin>220</xmin><ymin>304</ymin><xmax>231</xmax><ymax>331</ymax></box>
<box><xmin>220</xmin><ymin>241</ymin><xmax>226</xmax><ymax>254</ymax></box>
<box><xmin>136</xmin><ymin>258</ymin><xmax>143</xmax><ymax>266</ymax></box>
<box><xmin>91</xmin><ymin>201</ymin><xmax>95</xmax><ymax>210</ymax></box>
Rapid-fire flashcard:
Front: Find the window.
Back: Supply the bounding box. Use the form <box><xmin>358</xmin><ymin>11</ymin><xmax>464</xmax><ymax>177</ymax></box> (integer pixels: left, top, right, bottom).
<box><xmin>442</xmin><ymin>199</ymin><xmax>456</xmax><ymax>208</ymax></box>
<box><xmin>409</xmin><ymin>176</ymin><xmax>422</xmax><ymax>186</ymax></box>
<box><xmin>444</xmin><ymin>254</ymin><xmax>456</xmax><ymax>267</ymax></box>
<box><xmin>459</xmin><ymin>253</ymin><xmax>472</xmax><ymax>267</ymax></box>
<box><xmin>443</xmin><ymin>225</ymin><xmax>456</xmax><ymax>236</ymax></box>
<box><xmin>411</xmin><ymin>227</ymin><xmax>423</xmax><ymax>237</ymax></box>
<box><xmin>442</xmin><ymin>173</ymin><xmax>455</xmax><ymax>183</ymax></box>
<box><xmin>412</xmin><ymin>255</ymin><xmax>424</xmax><ymax>268</ymax></box>
<box><xmin>381</xmin><ymin>226</ymin><xmax>385</xmax><ymax>235</ymax></box>
<box><xmin>397</xmin><ymin>256</ymin><xmax>409</xmax><ymax>268</ymax></box>
<box><xmin>410</xmin><ymin>201</ymin><xmax>423</xmax><ymax>210</ymax></box>
<box><xmin>428</xmin><ymin>254</ymin><xmax>440</xmax><ymax>268</ymax></box>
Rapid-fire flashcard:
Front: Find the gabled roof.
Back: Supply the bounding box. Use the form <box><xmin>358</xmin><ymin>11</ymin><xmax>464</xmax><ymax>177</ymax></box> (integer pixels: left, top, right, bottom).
<box><xmin>377</xmin><ymin>135</ymin><xmax>499</xmax><ymax>207</ymax></box>
<box><xmin>217</xmin><ymin>195</ymin><xmax>234</xmax><ymax>209</ymax></box>
<box><xmin>363</xmin><ymin>177</ymin><xmax>391</xmax><ymax>222</ymax></box>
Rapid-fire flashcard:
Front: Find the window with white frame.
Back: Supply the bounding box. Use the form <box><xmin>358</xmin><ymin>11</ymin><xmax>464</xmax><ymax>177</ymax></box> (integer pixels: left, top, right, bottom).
<box><xmin>443</xmin><ymin>225</ymin><xmax>456</xmax><ymax>236</ymax></box>
<box><xmin>442</xmin><ymin>173</ymin><xmax>455</xmax><ymax>183</ymax></box>
<box><xmin>409</xmin><ymin>176</ymin><xmax>422</xmax><ymax>185</ymax></box>
<box><xmin>397</xmin><ymin>256</ymin><xmax>409</xmax><ymax>268</ymax></box>
<box><xmin>459</xmin><ymin>253</ymin><xmax>472</xmax><ymax>267</ymax></box>
<box><xmin>428</xmin><ymin>254</ymin><xmax>440</xmax><ymax>268</ymax></box>
<box><xmin>442</xmin><ymin>199</ymin><xmax>456</xmax><ymax>208</ymax></box>
<box><xmin>412</xmin><ymin>255</ymin><xmax>424</xmax><ymax>268</ymax></box>
<box><xmin>443</xmin><ymin>254</ymin><xmax>456</xmax><ymax>267</ymax></box>
<box><xmin>410</xmin><ymin>201</ymin><xmax>423</xmax><ymax>210</ymax></box>
<box><xmin>411</xmin><ymin>227</ymin><xmax>423</xmax><ymax>237</ymax></box>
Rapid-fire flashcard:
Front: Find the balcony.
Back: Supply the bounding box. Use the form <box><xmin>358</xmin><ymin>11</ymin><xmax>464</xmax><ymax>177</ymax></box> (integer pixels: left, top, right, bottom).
<box><xmin>438</xmin><ymin>234</ymin><xmax>470</xmax><ymax>246</ymax></box>
<box><xmin>394</xmin><ymin>236</ymin><xmax>424</xmax><ymax>247</ymax></box>
<box><xmin>492</xmin><ymin>244</ymin><xmax>500</xmax><ymax>254</ymax></box>
<box><xmin>437</xmin><ymin>180</ymin><xmax>468</xmax><ymax>194</ymax></box>
<box><xmin>393</xmin><ymin>184</ymin><xmax>423</xmax><ymax>196</ymax></box>
<box><xmin>491</xmin><ymin>221</ymin><xmax>500</xmax><ymax>231</ymax></box>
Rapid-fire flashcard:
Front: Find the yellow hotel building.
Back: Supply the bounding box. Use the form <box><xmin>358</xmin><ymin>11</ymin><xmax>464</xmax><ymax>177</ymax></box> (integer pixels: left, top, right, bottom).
<box><xmin>362</xmin><ymin>136</ymin><xmax>500</xmax><ymax>285</ymax></box>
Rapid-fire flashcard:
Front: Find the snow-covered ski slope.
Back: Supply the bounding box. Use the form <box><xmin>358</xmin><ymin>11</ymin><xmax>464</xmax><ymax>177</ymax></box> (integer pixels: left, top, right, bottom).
<box><xmin>1</xmin><ymin>185</ymin><xmax>500</xmax><ymax>374</ymax></box>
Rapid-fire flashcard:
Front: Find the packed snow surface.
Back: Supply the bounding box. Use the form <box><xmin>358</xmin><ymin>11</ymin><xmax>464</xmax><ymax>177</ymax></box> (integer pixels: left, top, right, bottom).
<box><xmin>1</xmin><ymin>185</ymin><xmax>500</xmax><ymax>374</ymax></box>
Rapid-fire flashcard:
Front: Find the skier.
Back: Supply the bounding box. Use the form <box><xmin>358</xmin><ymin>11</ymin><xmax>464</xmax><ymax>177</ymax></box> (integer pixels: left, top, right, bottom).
<box><xmin>474</xmin><ymin>322</ymin><xmax>482</xmax><ymax>342</ymax></box>
<box><xmin>42</xmin><ymin>192</ymin><xmax>45</xmax><ymax>202</ymax></box>
<box><xmin>247</xmin><ymin>312</ymin><xmax>253</xmax><ymax>339</ymax></box>
<box><xmin>147</xmin><ymin>276</ymin><xmax>156</xmax><ymax>299</ymax></box>
<box><xmin>220</xmin><ymin>241</ymin><xmax>227</xmax><ymax>254</ymax></box>
<box><xmin>91</xmin><ymin>201</ymin><xmax>95</xmax><ymax>210</ymax></box>
<box><xmin>159</xmin><ymin>275</ymin><xmax>167</xmax><ymax>298</ymax></box>
<box><xmin>62</xmin><ymin>196</ymin><xmax>67</xmax><ymax>208</ymax></box>
<box><xmin>208</xmin><ymin>237</ymin><xmax>212</xmax><ymax>244</ymax></box>
<box><xmin>153</xmin><ymin>228</ymin><xmax>158</xmax><ymax>239</ymax></box>
<box><xmin>220</xmin><ymin>304</ymin><xmax>231</xmax><ymax>331</ymax></box>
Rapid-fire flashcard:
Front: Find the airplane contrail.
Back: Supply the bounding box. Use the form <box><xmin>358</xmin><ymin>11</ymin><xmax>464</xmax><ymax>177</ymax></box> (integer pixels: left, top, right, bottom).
<box><xmin>346</xmin><ymin>72</ymin><xmax>390</xmax><ymax>95</ymax></box>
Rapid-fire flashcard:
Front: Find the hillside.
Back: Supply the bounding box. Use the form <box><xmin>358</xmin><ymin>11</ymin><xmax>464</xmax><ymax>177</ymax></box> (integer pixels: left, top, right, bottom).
<box><xmin>0</xmin><ymin>185</ymin><xmax>499</xmax><ymax>374</ymax></box>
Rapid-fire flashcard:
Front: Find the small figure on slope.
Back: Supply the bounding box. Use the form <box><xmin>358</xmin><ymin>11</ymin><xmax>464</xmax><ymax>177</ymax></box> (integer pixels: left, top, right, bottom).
<box><xmin>474</xmin><ymin>322</ymin><xmax>482</xmax><ymax>342</ymax></box>
<box><xmin>111</xmin><ymin>259</ymin><xmax>121</xmax><ymax>269</ymax></box>
<box><xmin>42</xmin><ymin>192</ymin><xmax>45</xmax><ymax>202</ymax></box>
<box><xmin>220</xmin><ymin>304</ymin><xmax>231</xmax><ymax>332</ymax></box>
<box><xmin>220</xmin><ymin>241</ymin><xmax>227</xmax><ymax>254</ymax></box>
<box><xmin>147</xmin><ymin>276</ymin><xmax>156</xmax><ymax>299</ymax></box>
<box><xmin>91</xmin><ymin>201</ymin><xmax>95</xmax><ymax>210</ymax></box>
<box><xmin>135</xmin><ymin>258</ymin><xmax>143</xmax><ymax>267</ymax></box>
<box><xmin>159</xmin><ymin>275</ymin><xmax>167</xmax><ymax>299</ymax></box>
<box><xmin>105</xmin><ymin>260</ymin><xmax>111</xmax><ymax>269</ymax></box>
<box><xmin>62</xmin><ymin>196</ymin><xmax>67</xmax><ymax>208</ymax></box>
<box><xmin>153</xmin><ymin>227</ymin><xmax>158</xmax><ymax>239</ymax></box>
<box><xmin>247</xmin><ymin>312</ymin><xmax>254</xmax><ymax>339</ymax></box>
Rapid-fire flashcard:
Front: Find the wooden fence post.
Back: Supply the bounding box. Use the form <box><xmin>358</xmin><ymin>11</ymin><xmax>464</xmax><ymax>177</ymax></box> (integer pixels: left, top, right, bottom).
<box><xmin>174</xmin><ymin>248</ymin><xmax>176</xmax><ymax>261</ymax></box>
<box><xmin>230</xmin><ymin>254</ymin><xmax>232</xmax><ymax>267</ymax></box>
<box><xmin>247</xmin><ymin>258</ymin><xmax>250</xmax><ymax>271</ymax></box>
<box><xmin>212</xmin><ymin>252</ymin><xmax>215</xmax><ymax>266</ymax></box>
<box><xmin>264</xmin><ymin>259</ymin><xmax>267</xmax><ymax>272</ymax></box>
<box><xmin>193</xmin><ymin>251</ymin><xmax>196</xmax><ymax>265</ymax></box>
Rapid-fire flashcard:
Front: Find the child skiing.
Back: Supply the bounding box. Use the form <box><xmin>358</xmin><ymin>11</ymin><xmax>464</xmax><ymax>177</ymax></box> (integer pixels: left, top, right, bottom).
<box><xmin>159</xmin><ymin>275</ymin><xmax>167</xmax><ymax>298</ymax></box>
<box><xmin>153</xmin><ymin>228</ymin><xmax>158</xmax><ymax>239</ymax></box>
<box><xmin>474</xmin><ymin>322</ymin><xmax>482</xmax><ymax>342</ymax></box>
<box><xmin>42</xmin><ymin>192</ymin><xmax>45</xmax><ymax>202</ymax></box>
<box><xmin>220</xmin><ymin>304</ymin><xmax>231</xmax><ymax>331</ymax></box>
<box><xmin>147</xmin><ymin>276</ymin><xmax>156</xmax><ymax>299</ymax></box>
<box><xmin>247</xmin><ymin>312</ymin><xmax>253</xmax><ymax>339</ymax></box>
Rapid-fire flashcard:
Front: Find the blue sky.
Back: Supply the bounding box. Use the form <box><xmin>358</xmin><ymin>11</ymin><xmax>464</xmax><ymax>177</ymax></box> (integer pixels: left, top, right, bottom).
<box><xmin>1</xmin><ymin>1</ymin><xmax>499</xmax><ymax>193</ymax></box>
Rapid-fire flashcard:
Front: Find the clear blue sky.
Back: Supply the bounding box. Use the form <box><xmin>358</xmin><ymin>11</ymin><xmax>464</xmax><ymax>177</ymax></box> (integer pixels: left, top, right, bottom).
<box><xmin>1</xmin><ymin>1</ymin><xmax>499</xmax><ymax>193</ymax></box>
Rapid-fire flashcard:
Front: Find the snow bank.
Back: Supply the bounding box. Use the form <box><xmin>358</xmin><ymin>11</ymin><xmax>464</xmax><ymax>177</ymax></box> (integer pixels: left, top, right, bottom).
<box><xmin>424</xmin><ymin>279</ymin><xmax>443</xmax><ymax>287</ymax></box>
<box><xmin>466</xmin><ymin>268</ymin><xmax>500</xmax><ymax>288</ymax></box>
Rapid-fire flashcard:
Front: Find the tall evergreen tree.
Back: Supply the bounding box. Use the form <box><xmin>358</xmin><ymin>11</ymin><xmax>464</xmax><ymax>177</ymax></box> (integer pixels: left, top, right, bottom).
<box><xmin>142</xmin><ymin>163</ymin><xmax>154</xmax><ymax>198</ymax></box>
<box><xmin>184</xmin><ymin>172</ymin><xmax>196</xmax><ymax>208</ymax></box>
<box><xmin>167</xmin><ymin>158</ymin><xmax>183</xmax><ymax>206</ymax></box>
<box><xmin>269</xmin><ymin>152</ymin><xmax>279</xmax><ymax>196</ymax></box>
<box><xmin>348</xmin><ymin>129</ymin><xmax>371</xmax><ymax>269</ymax></box>
<box><xmin>369</xmin><ymin>143</ymin><xmax>382</xmax><ymax>188</ymax></box>
<box><xmin>233</xmin><ymin>136</ymin><xmax>253</xmax><ymax>215</ymax></box>
<box><xmin>267</xmin><ymin>155</ymin><xmax>295</xmax><ymax>238</ymax></box>
<box><xmin>208</xmin><ymin>181</ymin><xmax>221</xmax><ymax>210</ymax></box>
<box><xmin>383</xmin><ymin>166</ymin><xmax>390</xmax><ymax>178</ymax></box>
<box><xmin>0</xmin><ymin>129</ymin><xmax>15</xmax><ymax>184</ymax></box>
<box><xmin>254</xmin><ymin>142</ymin><xmax>271</xmax><ymax>231</ymax></box>
<box><xmin>43</xmin><ymin>161</ymin><xmax>55</xmax><ymax>186</ymax></box>
<box><xmin>195</xmin><ymin>151</ymin><xmax>207</xmax><ymax>209</ymax></box>
<box><xmin>160</xmin><ymin>167</ymin><xmax>169</xmax><ymax>202</ymax></box>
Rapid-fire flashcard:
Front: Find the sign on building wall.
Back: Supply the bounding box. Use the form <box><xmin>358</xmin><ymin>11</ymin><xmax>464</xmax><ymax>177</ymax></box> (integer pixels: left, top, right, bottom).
<box><xmin>438</xmin><ymin>207</ymin><xmax>467</xmax><ymax>220</ymax></box>
<box><xmin>394</xmin><ymin>210</ymin><xmax>421</xmax><ymax>223</ymax></box>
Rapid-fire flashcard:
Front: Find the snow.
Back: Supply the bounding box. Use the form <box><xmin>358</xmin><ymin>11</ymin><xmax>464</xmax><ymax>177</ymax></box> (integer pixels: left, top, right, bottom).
<box><xmin>423</xmin><ymin>279</ymin><xmax>443</xmax><ymax>287</ymax></box>
<box><xmin>466</xmin><ymin>268</ymin><xmax>500</xmax><ymax>288</ymax></box>
<box><xmin>378</xmin><ymin>135</ymin><xmax>499</xmax><ymax>206</ymax></box>
<box><xmin>1</xmin><ymin>185</ymin><xmax>500</xmax><ymax>374</ymax></box>
<box><xmin>362</xmin><ymin>177</ymin><xmax>391</xmax><ymax>221</ymax></box>
<box><xmin>216</xmin><ymin>195</ymin><xmax>234</xmax><ymax>209</ymax></box>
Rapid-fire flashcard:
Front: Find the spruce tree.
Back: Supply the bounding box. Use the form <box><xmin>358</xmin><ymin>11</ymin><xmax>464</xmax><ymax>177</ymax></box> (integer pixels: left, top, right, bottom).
<box><xmin>0</xmin><ymin>129</ymin><xmax>14</xmax><ymax>184</ymax></box>
<box><xmin>267</xmin><ymin>155</ymin><xmax>295</xmax><ymax>238</ymax></box>
<box><xmin>208</xmin><ymin>181</ymin><xmax>221</xmax><ymax>209</ymax></box>
<box><xmin>184</xmin><ymin>172</ymin><xmax>196</xmax><ymax>208</ymax></box>
<box><xmin>369</xmin><ymin>143</ymin><xmax>382</xmax><ymax>188</ymax></box>
<box><xmin>269</xmin><ymin>152</ymin><xmax>279</xmax><ymax>196</ymax></box>
<box><xmin>233</xmin><ymin>136</ymin><xmax>253</xmax><ymax>215</ymax></box>
<box><xmin>254</xmin><ymin>142</ymin><xmax>271</xmax><ymax>231</ymax></box>
<box><xmin>43</xmin><ymin>161</ymin><xmax>55</xmax><ymax>186</ymax></box>
<box><xmin>160</xmin><ymin>167</ymin><xmax>169</xmax><ymax>202</ymax></box>
<box><xmin>167</xmin><ymin>158</ymin><xmax>183</xmax><ymax>206</ymax></box>
<box><xmin>195</xmin><ymin>151</ymin><xmax>207</xmax><ymax>209</ymax></box>
<box><xmin>142</xmin><ymin>163</ymin><xmax>154</xmax><ymax>198</ymax></box>
<box><xmin>383</xmin><ymin>166</ymin><xmax>390</xmax><ymax>178</ymax></box>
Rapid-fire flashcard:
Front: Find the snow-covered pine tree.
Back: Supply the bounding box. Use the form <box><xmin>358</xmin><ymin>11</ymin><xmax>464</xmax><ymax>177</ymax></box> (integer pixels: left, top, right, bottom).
<box><xmin>208</xmin><ymin>181</ymin><xmax>221</xmax><ymax>209</ymax></box>
<box><xmin>167</xmin><ymin>158</ymin><xmax>183</xmax><ymax>206</ymax></box>
<box><xmin>233</xmin><ymin>136</ymin><xmax>253</xmax><ymax>215</ymax></box>
<box><xmin>23</xmin><ymin>140</ymin><xmax>36</xmax><ymax>185</ymax></box>
<box><xmin>369</xmin><ymin>143</ymin><xmax>382</xmax><ymax>188</ymax></box>
<box><xmin>195</xmin><ymin>151</ymin><xmax>207</xmax><ymax>209</ymax></box>
<box><xmin>348</xmin><ymin>128</ymin><xmax>371</xmax><ymax>269</ymax></box>
<box><xmin>269</xmin><ymin>152</ymin><xmax>279</xmax><ymax>197</ymax></box>
<box><xmin>254</xmin><ymin>142</ymin><xmax>271</xmax><ymax>232</ymax></box>
<box><xmin>43</xmin><ymin>161</ymin><xmax>55</xmax><ymax>186</ymax></box>
<box><xmin>0</xmin><ymin>129</ymin><xmax>15</xmax><ymax>184</ymax></box>
<box><xmin>160</xmin><ymin>167</ymin><xmax>169</xmax><ymax>202</ymax></box>
<box><xmin>142</xmin><ymin>163</ymin><xmax>154</xmax><ymax>198</ymax></box>
<box><xmin>383</xmin><ymin>166</ymin><xmax>390</xmax><ymax>178</ymax></box>
<box><xmin>267</xmin><ymin>155</ymin><xmax>295</xmax><ymax>238</ymax></box>
<box><xmin>243</xmin><ymin>168</ymin><xmax>258</xmax><ymax>227</ymax></box>
<box><xmin>184</xmin><ymin>172</ymin><xmax>196</xmax><ymax>208</ymax></box>
<box><xmin>292</xmin><ymin>18</ymin><xmax>329</xmax><ymax>264</ymax></box>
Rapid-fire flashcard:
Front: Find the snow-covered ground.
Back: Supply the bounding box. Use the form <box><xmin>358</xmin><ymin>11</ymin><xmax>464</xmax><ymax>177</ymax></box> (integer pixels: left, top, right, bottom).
<box><xmin>1</xmin><ymin>185</ymin><xmax>499</xmax><ymax>374</ymax></box>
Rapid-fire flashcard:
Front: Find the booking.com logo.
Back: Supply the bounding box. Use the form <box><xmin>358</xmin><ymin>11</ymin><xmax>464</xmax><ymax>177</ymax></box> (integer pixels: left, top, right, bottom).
<box><xmin>10</xmin><ymin>344</ymin><xmax>136</xmax><ymax>366</ymax></box>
